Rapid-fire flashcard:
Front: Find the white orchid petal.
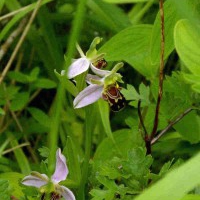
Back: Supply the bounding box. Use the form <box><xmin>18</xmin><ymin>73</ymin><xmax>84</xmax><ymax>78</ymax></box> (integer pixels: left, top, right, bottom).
<box><xmin>60</xmin><ymin>186</ymin><xmax>76</xmax><ymax>200</ymax></box>
<box><xmin>21</xmin><ymin>173</ymin><xmax>48</xmax><ymax>188</ymax></box>
<box><xmin>51</xmin><ymin>148</ymin><xmax>68</xmax><ymax>183</ymax></box>
<box><xmin>90</xmin><ymin>63</ymin><xmax>111</xmax><ymax>77</ymax></box>
<box><xmin>73</xmin><ymin>84</ymin><xmax>103</xmax><ymax>108</ymax></box>
<box><xmin>86</xmin><ymin>74</ymin><xmax>102</xmax><ymax>84</ymax></box>
<box><xmin>67</xmin><ymin>58</ymin><xmax>90</xmax><ymax>79</ymax></box>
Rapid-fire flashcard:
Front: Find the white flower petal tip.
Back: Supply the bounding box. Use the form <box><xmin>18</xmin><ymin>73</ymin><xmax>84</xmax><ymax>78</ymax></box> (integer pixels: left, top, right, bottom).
<box><xmin>86</xmin><ymin>74</ymin><xmax>102</xmax><ymax>84</ymax></box>
<box><xmin>67</xmin><ymin>58</ymin><xmax>90</xmax><ymax>79</ymax></box>
<box><xmin>61</xmin><ymin>186</ymin><xmax>76</xmax><ymax>200</ymax></box>
<box><xmin>51</xmin><ymin>148</ymin><xmax>68</xmax><ymax>183</ymax></box>
<box><xmin>90</xmin><ymin>64</ymin><xmax>110</xmax><ymax>77</ymax></box>
<box><xmin>21</xmin><ymin>173</ymin><xmax>48</xmax><ymax>188</ymax></box>
<box><xmin>73</xmin><ymin>84</ymin><xmax>103</xmax><ymax>108</ymax></box>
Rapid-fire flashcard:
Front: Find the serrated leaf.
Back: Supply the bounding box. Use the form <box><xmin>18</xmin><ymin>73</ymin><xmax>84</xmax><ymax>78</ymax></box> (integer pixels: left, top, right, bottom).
<box><xmin>99</xmin><ymin>25</ymin><xmax>157</xmax><ymax>78</ymax></box>
<box><xmin>0</xmin><ymin>172</ymin><xmax>24</xmax><ymax>198</ymax></box>
<box><xmin>0</xmin><ymin>179</ymin><xmax>10</xmax><ymax>196</ymax></box>
<box><xmin>93</xmin><ymin>129</ymin><xmax>136</xmax><ymax>162</ymax></box>
<box><xmin>27</xmin><ymin>107</ymin><xmax>51</xmax><ymax>128</ymax></box>
<box><xmin>134</xmin><ymin>151</ymin><xmax>200</xmax><ymax>200</ymax></box>
<box><xmin>174</xmin><ymin>19</ymin><xmax>200</xmax><ymax>74</ymax></box>
<box><xmin>10</xmin><ymin>92</ymin><xmax>29</xmax><ymax>111</ymax></box>
<box><xmin>122</xmin><ymin>147</ymin><xmax>153</xmax><ymax>188</ymax></box>
<box><xmin>139</xmin><ymin>83</ymin><xmax>150</xmax><ymax>106</ymax></box>
<box><xmin>121</xmin><ymin>84</ymin><xmax>140</xmax><ymax>101</ymax></box>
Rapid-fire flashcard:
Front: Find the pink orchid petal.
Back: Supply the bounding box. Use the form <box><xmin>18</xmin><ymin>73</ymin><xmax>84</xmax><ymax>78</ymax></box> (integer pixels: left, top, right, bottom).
<box><xmin>86</xmin><ymin>74</ymin><xmax>102</xmax><ymax>84</ymax></box>
<box><xmin>67</xmin><ymin>58</ymin><xmax>90</xmax><ymax>79</ymax></box>
<box><xmin>73</xmin><ymin>84</ymin><xmax>103</xmax><ymax>108</ymax></box>
<box><xmin>21</xmin><ymin>173</ymin><xmax>48</xmax><ymax>188</ymax></box>
<box><xmin>90</xmin><ymin>63</ymin><xmax>111</xmax><ymax>77</ymax></box>
<box><xmin>51</xmin><ymin>148</ymin><xmax>68</xmax><ymax>183</ymax></box>
<box><xmin>60</xmin><ymin>186</ymin><xmax>76</xmax><ymax>200</ymax></box>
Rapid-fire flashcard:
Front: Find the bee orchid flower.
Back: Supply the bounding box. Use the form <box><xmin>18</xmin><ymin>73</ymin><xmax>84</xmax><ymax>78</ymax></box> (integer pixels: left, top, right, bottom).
<box><xmin>66</xmin><ymin>37</ymin><xmax>110</xmax><ymax>79</ymax></box>
<box><xmin>73</xmin><ymin>62</ymin><xmax>126</xmax><ymax>112</ymax></box>
<box><xmin>22</xmin><ymin>148</ymin><xmax>75</xmax><ymax>200</ymax></box>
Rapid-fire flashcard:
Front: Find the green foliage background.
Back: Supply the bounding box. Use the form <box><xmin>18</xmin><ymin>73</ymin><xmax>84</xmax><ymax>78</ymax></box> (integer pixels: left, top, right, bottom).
<box><xmin>0</xmin><ymin>0</ymin><xmax>200</xmax><ymax>199</ymax></box>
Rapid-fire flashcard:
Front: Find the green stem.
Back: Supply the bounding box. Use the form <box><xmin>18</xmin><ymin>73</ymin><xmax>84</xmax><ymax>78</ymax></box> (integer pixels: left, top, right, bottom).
<box><xmin>77</xmin><ymin>107</ymin><xmax>93</xmax><ymax>200</ymax></box>
<box><xmin>48</xmin><ymin>0</ymin><xmax>87</xmax><ymax>174</ymax></box>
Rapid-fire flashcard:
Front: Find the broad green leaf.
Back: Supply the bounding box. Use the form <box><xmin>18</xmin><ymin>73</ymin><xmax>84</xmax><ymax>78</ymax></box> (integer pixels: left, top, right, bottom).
<box><xmin>150</xmin><ymin>0</ymin><xmax>181</xmax><ymax>64</ymax></box>
<box><xmin>150</xmin><ymin>0</ymin><xmax>200</xmax><ymax>64</ymax></box>
<box><xmin>99</xmin><ymin>25</ymin><xmax>157</xmax><ymax>78</ymax></box>
<box><xmin>93</xmin><ymin>129</ymin><xmax>137</xmax><ymax>161</ymax></box>
<box><xmin>27</xmin><ymin>107</ymin><xmax>51</xmax><ymax>128</ymax></box>
<box><xmin>0</xmin><ymin>172</ymin><xmax>24</xmax><ymax>198</ymax></box>
<box><xmin>10</xmin><ymin>92</ymin><xmax>29</xmax><ymax>111</ymax></box>
<box><xmin>135</xmin><ymin>151</ymin><xmax>200</xmax><ymax>200</ymax></box>
<box><xmin>174</xmin><ymin>19</ymin><xmax>200</xmax><ymax>74</ymax></box>
<box><xmin>174</xmin><ymin>111</ymin><xmax>200</xmax><ymax>144</ymax></box>
<box><xmin>103</xmin><ymin>0</ymin><xmax>148</xmax><ymax>3</ymax></box>
<box><xmin>181</xmin><ymin>195</ymin><xmax>200</xmax><ymax>200</ymax></box>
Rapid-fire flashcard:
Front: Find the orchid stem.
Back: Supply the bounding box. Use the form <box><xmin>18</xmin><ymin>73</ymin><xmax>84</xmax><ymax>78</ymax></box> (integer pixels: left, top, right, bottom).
<box><xmin>150</xmin><ymin>0</ymin><xmax>165</xmax><ymax>140</ymax></box>
<box><xmin>77</xmin><ymin>107</ymin><xmax>93</xmax><ymax>200</ymax></box>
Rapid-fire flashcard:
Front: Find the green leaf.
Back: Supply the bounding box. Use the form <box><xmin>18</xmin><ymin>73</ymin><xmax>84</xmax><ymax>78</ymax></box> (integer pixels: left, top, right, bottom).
<box><xmin>181</xmin><ymin>195</ymin><xmax>200</xmax><ymax>200</ymax></box>
<box><xmin>7</xmin><ymin>133</ymin><xmax>31</xmax><ymax>174</ymax></box>
<box><xmin>93</xmin><ymin>129</ymin><xmax>137</xmax><ymax>161</ymax></box>
<box><xmin>150</xmin><ymin>0</ymin><xmax>181</xmax><ymax>64</ymax></box>
<box><xmin>10</xmin><ymin>92</ymin><xmax>29</xmax><ymax>111</ymax></box>
<box><xmin>64</xmin><ymin>137</ymin><xmax>81</xmax><ymax>185</ymax></box>
<box><xmin>0</xmin><ymin>179</ymin><xmax>11</xmax><ymax>200</ymax></box>
<box><xmin>174</xmin><ymin>111</ymin><xmax>200</xmax><ymax>144</ymax></box>
<box><xmin>98</xmin><ymin>99</ymin><xmax>114</xmax><ymax>141</ymax></box>
<box><xmin>0</xmin><ymin>172</ymin><xmax>24</xmax><ymax>198</ymax></box>
<box><xmin>8</xmin><ymin>71</ymin><xmax>30</xmax><ymax>83</ymax></box>
<box><xmin>134</xmin><ymin>151</ymin><xmax>200</xmax><ymax>200</ymax></box>
<box><xmin>33</xmin><ymin>78</ymin><xmax>57</xmax><ymax>89</ymax></box>
<box><xmin>27</xmin><ymin>107</ymin><xmax>51</xmax><ymax>128</ymax></box>
<box><xmin>0</xmin><ymin>0</ymin><xmax>5</xmax><ymax>13</ymax></box>
<box><xmin>121</xmin><ymin>84</ymin><xmax>140</xmax><ymax>101</ymax></box>
<box><xmin>121</xmin><ymin>147</ymin><xmax>153</xmax><ymax>189</ymax></box>
<box><xmin>174</xmin><ymin>19</ymin><xmax>200</xmax><ymax>74</ymax></box>
<box><xmin>102</xmin><ymin>0</ymin><xmax>148</xmax><ymax>3</ymax></box>
<box><xmin>0</xmin><ymin>107</ymin><xmax>5</xmax><ymax>115</ymax></box>
<box><xmin>99</xmin><ymin>25</ymin><xmax>157</xmax><ymax>78</ymax></box>
<box><xmin>87</xmin><ymin>0</ymin><xmax>131</xmax><ymax>32</ymax></box>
